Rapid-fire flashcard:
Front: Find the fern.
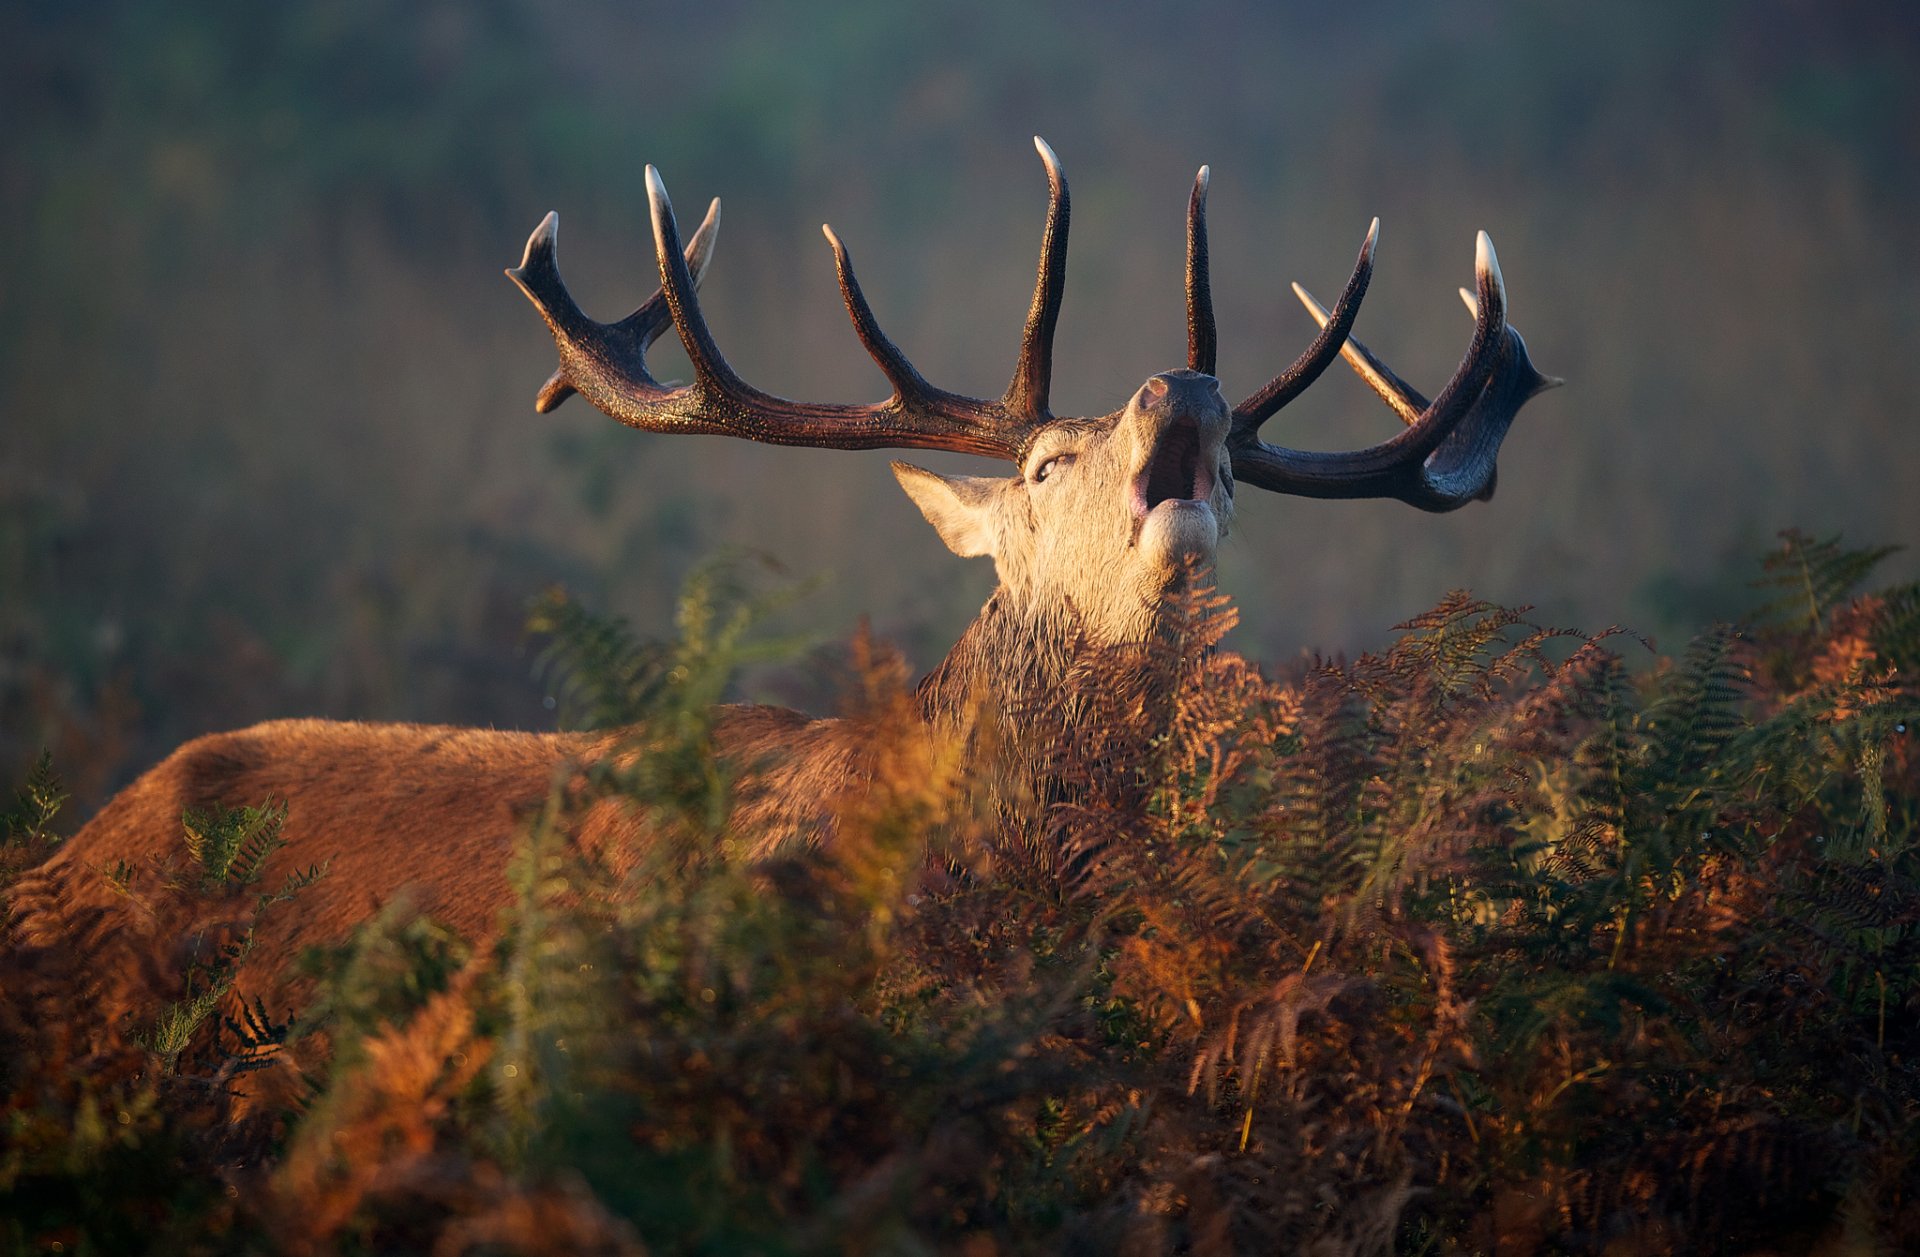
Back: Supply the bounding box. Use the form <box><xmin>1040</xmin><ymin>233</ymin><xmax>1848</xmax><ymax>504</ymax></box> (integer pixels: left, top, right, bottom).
<box><xmin>294</xmin><ymin>901</ymin><xmax>473</xmax><ymax>1060</ymax></box>
<box><xmin>139</xmin><ymin>972</ymin><xmax>236</xmax><ymax>1075</ymax></box>
<box><xmin>530</xmin><ymin>553</ymin><xmax>817</xmax><ymax>843</ymax></box>
<box><xmin>530</xmin><ymin>551</ymin><xmax>817</xmax><ymax>734</ymax></box>
<box><xmin>1752</xmin><ymin>528</ymin><xmax>1902</xmax><ymax>631</ymax></box>
<box><xmin>1642</xmin><ymin>622</ymin><xmax>1751</xmax><ymax>781</ymax></box>
<box><xmin>260</xmin><ymin>858</ymin><xmax>330</xmax><ymax>909</ymax></box>
<box><xmin>221</xmin><ymin>995</ymin><xmax>293</xmax><ymax>1076</ymax></box>
<box><xmin>10</xmin><ymin>538</ymin><xmax>1920</xmax><ymax>1252</ymax></box>
<box><xmin>103</xmin><ymin>858</ymin><xmax>138</xmax><ymax>896</ymax></box>
<box><xmin>527</xmin><ymin>588</ymin><xmax>671</xmax><ymax>731</ymax></box>
<box><xmin>180</xmin><ymin>800</ymin><xmax>288</xmax><ymax>890</ymax></box>
<box><xmin>1871</xmin><ymin>579</ymin><xmax>1920</xmax><ymax>672</ymax></box>
<box><xmin>1</xmin><ymin>749</ymin><xmax>66</xmax><ymax>849</ymax></box>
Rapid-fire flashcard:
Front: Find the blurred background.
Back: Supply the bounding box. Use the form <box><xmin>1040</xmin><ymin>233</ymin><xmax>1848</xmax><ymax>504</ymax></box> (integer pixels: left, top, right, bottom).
<box><xmin>4</xmin><ymin>0</ymin><xmax>1917</xmax><ymax>809</ymax></box>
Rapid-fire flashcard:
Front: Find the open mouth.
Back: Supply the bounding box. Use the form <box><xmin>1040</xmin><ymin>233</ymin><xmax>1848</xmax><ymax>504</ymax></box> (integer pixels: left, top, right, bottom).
<box><xmin>1130</xmin><ymin>415</ymin><xmax>1213</xmax><ymax>518</ymax></box>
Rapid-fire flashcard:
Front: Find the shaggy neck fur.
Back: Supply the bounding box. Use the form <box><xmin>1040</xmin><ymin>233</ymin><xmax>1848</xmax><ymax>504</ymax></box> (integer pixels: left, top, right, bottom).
<box><xmin>917</xmin><ymin>590</ymin><xmax>1085</xmax><ymax>732</ymax></box>
<box><xmin>912</xmin><ymin>577</ymin><xmax>1192</xmax><ymax>824</ymax></box>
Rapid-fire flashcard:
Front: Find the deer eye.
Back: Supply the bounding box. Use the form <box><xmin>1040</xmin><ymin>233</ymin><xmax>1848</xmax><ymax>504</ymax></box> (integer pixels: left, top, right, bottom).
<box><xmin>1031</xmin><ymin>453</ymin><xmax>1074</xmax><ymax>483</ymax></box>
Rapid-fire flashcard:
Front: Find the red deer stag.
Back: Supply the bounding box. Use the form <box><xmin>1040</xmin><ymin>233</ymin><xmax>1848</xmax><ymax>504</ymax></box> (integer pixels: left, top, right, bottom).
<box><xmin>8</xmin><ymin>139</ymin><xmax>1555</xmax><ymax>1031</ymax></box>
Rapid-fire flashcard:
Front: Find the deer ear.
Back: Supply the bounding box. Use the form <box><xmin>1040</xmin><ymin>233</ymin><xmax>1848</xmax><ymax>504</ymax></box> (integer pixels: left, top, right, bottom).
<box><xmin>891</xmin><ymin>462</ymin><xmax>1001</xmax><ymax>559</ymax></box>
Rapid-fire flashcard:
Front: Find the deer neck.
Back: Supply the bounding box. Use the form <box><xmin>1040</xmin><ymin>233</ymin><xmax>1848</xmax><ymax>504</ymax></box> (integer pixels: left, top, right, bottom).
<box><xmin>914</xmin><ymin>588</ymin><xmax>1088</xmax><ymax>737</ymax></box>
<box><xmin>913</xmin><ymin>583</ymin><xmax>1152</xmax><ymax>752</ymax></box>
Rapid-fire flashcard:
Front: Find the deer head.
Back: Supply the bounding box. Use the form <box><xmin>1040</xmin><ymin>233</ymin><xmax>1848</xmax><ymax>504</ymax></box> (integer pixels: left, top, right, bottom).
<box><xmin>507</xmin><ymin>139</ymin><xmax>1558</xmax><ymax>650</ymax></box>
<box><xmin>891</xmin><ymin>366</ymin><xmax>1234</xmax><ymax>647</ymax></box>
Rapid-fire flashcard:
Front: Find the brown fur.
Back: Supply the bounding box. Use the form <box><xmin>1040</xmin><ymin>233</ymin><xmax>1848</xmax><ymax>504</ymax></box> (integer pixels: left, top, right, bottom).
<box><xmin>5</xmin><ymin>706</ymin><xmax>865</xmax><ymax>1030</ymax></box>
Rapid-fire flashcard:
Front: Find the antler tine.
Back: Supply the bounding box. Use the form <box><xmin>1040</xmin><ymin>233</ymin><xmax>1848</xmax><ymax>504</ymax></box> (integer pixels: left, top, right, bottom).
<box><xmin>1302</xmin><ymin>243</ymin><xmax>1563</xmax><ymax>432</ymax></box>
<box><xmin>507</xmin><ymin>197</ymin><xmax>720</xmax><ymax>413</ymax></box>
<box><xmin>1431</xmin><ymin>274</ymin><xmax>1562</xmax><ymax>502</ymax></box>
<box><xmin>1292</xmin><ymin>279</ymin><xmax>1426</xmax><ymax>425</ymax></box>
<box><xmin>508</xmin><ymin>211</ymin><xmax>588</xmax><ymax>413</ymax></box>
<box><xmin>511</xmin><ymin>201</ymin><xmax>721</xmax><ymax>414</ymax></box>
<box><xmin>1289</xmin><ymin>229</ymin><xmax>1510</xmax><ymax>430</ymax></box>
<box><xmin>821</xmin><ymin>224</ymin><xmax>937</xmax><ymax>404</ymax></box>
<box><xmin>1230</xmin><ymin>218</ymin><xmax>1378</xmax><ymax>432</ymax></box>
<box><xmin>1186</xmin><ymin>165</ymin><xmax>1216</xmax><ymax>376</ymax></box>
<box><xmin>1459</xmin><ymin>283</ymin><xmax>1564</xmax><ymax>394</ymax></box>
<box><xmin>1230</xmin><ymin>231</ymin><xmax>1556</xmax><ymax>510</ymax></box>
<box><xmin>647</xmin><ymin>165</ymin><xmax>748</xmax><ymax>398</ymax></box>
<box><xmin>510</xmin><ymin>164</ymin><xmax>1036</xmax><ymax>460</ymax></box>
<box><xmin>1002</xmin><ymin>136</ymin><xmax>1070</xmax><ymax>420</ymax></box>
<box><xmin>821</xmin><ymin>223</ymin><xmax>1013</xmax><ymax>434</ymax></box>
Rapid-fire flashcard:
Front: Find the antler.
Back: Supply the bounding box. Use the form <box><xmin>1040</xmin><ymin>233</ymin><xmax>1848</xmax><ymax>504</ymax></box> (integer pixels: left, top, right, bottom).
<box><xmin>1186</xmin><ymin>166</ymin><xmax>1217</xmax><ymax>376</ymax></box>
<box><xmin>1220</xmin><ymin>207</ymin><xmax>1559</xmax><ymax>511</ymax></box>
<box><xmin>507</xmin><ymin>139</ymin><xmax>1073</xmax><ymax>461</ymax></box>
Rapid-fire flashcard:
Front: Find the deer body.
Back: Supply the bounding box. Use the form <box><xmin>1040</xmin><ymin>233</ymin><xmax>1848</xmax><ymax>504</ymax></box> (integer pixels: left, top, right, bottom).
<box><xmin>6</xmin><ymin>706</ymin><xmax>870</xmax><ymax>1029</ymax></box>
<box><xmin>7</xmin><ymin>140</ymin><xmax>1554</xmax><ymax>1042</ymax></box>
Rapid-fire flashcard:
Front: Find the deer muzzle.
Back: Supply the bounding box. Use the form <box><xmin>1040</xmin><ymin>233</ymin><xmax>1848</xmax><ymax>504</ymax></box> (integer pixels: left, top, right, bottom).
<box><xmin>1126</xmin><ymin>371</ymin><xmax>1229</xmax><ymax>521</ymax></box>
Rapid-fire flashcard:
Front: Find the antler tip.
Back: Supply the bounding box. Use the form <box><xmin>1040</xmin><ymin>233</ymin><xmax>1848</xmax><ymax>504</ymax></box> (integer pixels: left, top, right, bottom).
<box><xmin>645</xmin><ymin>164</ymin><xmax>668</xmax><ymax>205</ymax></box>
<box><xmin>644</xmin><ymin>165</ymin><xmax>685</xmax><ymax>264</ymax></box>
<box><xmin>1473</xmin><ymin>230</ymin><xmax>1509</xmax><ymax>319</ymax></box>
<box><xmin>1476</xmin><ymin>229</ymin><xmax>1502</xmax><ymax>280</ymax></box>
<box><xmin>504</xmin><ymin>212</ymin><xmax>562</xmax><ymax>305</ymax></box>
<box><xmin>1194</xmin><ymin>164</ymin><xmax>1211</xmax><ymax>196</ymax></box>
<box><xmin>534</xmin><ymin>370</ymin><xmax>576</xmax><ymax>414</ymax></box>
<box><xmin>1032</xmin><ymin>135</ymin><xmax>1064</xmax><ymax>187</ymax></box>
<box><xmin>1456</xmin><ymin>286</ymin><xmax>1479</xmax><ymax>318</ymax></box>
<box><xmin>1366</xmin><ymin>216</ymin><xmax>1380</xmax><ymax>249</ymax></box>
<box><xmin>510</xmin><ymin>211</ymin><xmax>558</xmax><ymax>272</ymax></box>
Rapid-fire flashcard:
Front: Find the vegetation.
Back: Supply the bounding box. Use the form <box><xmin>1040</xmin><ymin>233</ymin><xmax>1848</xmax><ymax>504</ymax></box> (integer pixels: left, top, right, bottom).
<box><xmin>7</xmin><ymin>1</ymin><xmax>1920</xmax><ymax>808</ymax></box>
<box><xmin>2</xmin><ymin>533</ymin><xmax>1914</xmax><ymax>1253</ymax></box>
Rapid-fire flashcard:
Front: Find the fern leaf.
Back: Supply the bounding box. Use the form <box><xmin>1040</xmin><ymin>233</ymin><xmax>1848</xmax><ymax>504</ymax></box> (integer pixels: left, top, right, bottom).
<box><xmin>1752</xmin><ymin>529</ymin><xmax>1902</xmax><ymax>631</ymax></box>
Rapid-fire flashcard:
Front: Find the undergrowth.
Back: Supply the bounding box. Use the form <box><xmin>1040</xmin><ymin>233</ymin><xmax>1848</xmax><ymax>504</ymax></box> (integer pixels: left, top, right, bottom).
<box><xmin>2</xmin><ymin>532</ymin><xmax>1915</xmax><ymax>1254</ymax></box>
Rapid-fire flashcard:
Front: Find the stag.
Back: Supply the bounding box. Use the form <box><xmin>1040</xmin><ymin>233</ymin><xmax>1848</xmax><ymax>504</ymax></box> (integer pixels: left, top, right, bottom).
<box><xmin>9</xmin><ymin>140</ymin><xmax>1554</xmax><ymax>1034</ymax></box>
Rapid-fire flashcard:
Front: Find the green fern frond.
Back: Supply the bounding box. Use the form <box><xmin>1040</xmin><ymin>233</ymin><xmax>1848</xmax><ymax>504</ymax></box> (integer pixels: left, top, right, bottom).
<box><xmin>1752</xmin><ymin>529</ymin><xmax>1903</xmax><ymax>631</ymax></box>
<box><xmin>1643</xmin><ymin>623</ymin><xmax>1751</xmax><ymax>780</ymax></box>
<box><xmin>293</xmin><ymin>902</ymin><xmax>472</xmax><ymax>1059</ymax></box>
<box><xmin>138</xmin><ymin>979</ymin><xmax>232</xmax><ymax>1075</ymax></box>
<box><xmin>1869</xmin><ymin>580</ymin><xmax>1920</xmax><ymax>673</ymax></box>
<box><xmin>2</xmin><ymin>749</ymin><xmax>67</xmax><ymax>849</ymax></box>
<box><xmin>530</xmin><ymin>554</ymin><xmax>818</xmax><ymax>838</ymax></box>
<box><xmin>527</xmin><ymin>588</ymin><xmax>670</xmax><ymax>731</ymax></box>
<box><xmin>179</xmin><ymin>800</ymin><xmax>288</xmax><ymax>890</ymax></box>
<box><xmin>259</xmin><ymin>859</ymin><xmax>330</xmax><ymax>909</ymax></box>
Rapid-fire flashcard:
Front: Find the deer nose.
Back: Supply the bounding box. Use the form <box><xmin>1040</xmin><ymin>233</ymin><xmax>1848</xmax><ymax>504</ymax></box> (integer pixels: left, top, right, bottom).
<box><xmin>1130</xmin><ymin>370</ymin><xmax>1227</xmax><ymax>429</ymax></box>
